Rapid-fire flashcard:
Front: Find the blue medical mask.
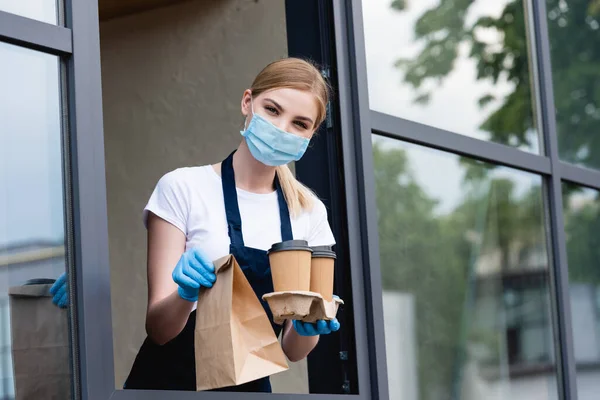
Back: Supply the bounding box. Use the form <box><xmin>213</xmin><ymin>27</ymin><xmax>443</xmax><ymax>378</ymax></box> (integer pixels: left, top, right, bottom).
<box><xmin>240</xmin><ymin>101</ymin><xmax>310</xmax><ymax>167</ymax></box>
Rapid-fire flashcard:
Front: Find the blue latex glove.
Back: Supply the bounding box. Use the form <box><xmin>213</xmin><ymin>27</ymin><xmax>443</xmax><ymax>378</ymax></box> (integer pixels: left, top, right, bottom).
<box><xmin>292</xmin><ymin>318</ymin><xmax>340</xmax><ymax>336</ymax></box>
<box><xmin>292</xmin><ymin>294</ymin><xmax>341</xmax><ymax>336</ymax></box>
<box><xmin>172</xmin><ymin>248</ymin><xmax>216</xmax><ymax>302</ymax></box>
<box><xmin>50</xmin><ymin>272</ymin><xmax>68</xmax><ymax>308</ymax></box>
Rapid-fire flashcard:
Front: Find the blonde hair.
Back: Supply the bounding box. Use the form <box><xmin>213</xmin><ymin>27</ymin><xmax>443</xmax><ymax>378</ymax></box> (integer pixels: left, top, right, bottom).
<box><xmin>250</xmin><ymin>58</ymin><xmax>330</xmax><ymax>216</ymax></box>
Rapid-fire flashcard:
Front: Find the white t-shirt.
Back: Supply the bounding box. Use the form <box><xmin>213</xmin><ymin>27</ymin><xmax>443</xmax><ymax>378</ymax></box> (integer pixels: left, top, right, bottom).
<box><xmin>143</xmin><ymin>165</ymin><xmax>336</xmax><ymax>263</ymax></box>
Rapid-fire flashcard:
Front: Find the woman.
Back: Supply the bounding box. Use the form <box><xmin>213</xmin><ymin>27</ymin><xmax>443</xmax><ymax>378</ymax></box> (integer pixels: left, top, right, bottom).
<box><xmin>122</xmin><ymin>57</ymin><xmax>340</xmax><ymax>392</ymax></box>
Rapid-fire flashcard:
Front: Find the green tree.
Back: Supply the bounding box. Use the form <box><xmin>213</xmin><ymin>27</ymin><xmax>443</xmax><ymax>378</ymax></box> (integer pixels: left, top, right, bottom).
<box><xmin>376</xmin><ymin>2</ymin><xmax>599</xmax><ymax>396</ymax></box>
<box><xmin>373</xmin><ymin>142</ymin><xmax>467</xmax><ymax>399</ymax></box>
<box><xmin>562</xmin><ymin>184</ymin><xmax>600</xmax><ymax>284</ymax></box>
<box><xmin>373</xmin><ymin>142</ymin><xmax>548</xmax><ymax>399</ymax></box>
<box><xmin>392</xmin><ymin>0</ymin><xmax>600</xmax><ymax>168</ymax></box>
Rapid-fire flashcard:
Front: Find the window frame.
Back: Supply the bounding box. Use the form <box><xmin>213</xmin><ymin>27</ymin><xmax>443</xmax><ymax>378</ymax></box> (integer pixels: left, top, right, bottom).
<box><xmin>0</xmin><ymin>6</ymin><xmax>81</xmax><ymax>400</ymax></box>
<box><xmin>64</xmin><ymin>0</ymin><xmax>379</xmax><ymax>400</ymax></box>
<box><xmin>4</xmin><ymin>0</ymin><xmax>597</xmax><ymax>398</ymax></box>
<box><xmin>338</xmin><ymin>0</ymin><xmax>600</xmax><ymax>398</ymax></box>
<box><xmin>330</xmin><ymin>2</ymin><xmax>390</xmax><ymax>399</ymax></box>
<box><xmin>0</xmin><ymin>11</ymin><xmax>71</xmax><ymax>54</ymax></box>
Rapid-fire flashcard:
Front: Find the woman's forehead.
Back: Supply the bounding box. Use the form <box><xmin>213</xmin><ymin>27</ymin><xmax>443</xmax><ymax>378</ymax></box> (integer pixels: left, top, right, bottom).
<box><xmin>258</xmin><ymin>88</ymin><xmax>318</xmax><ymax>113</ymax></box>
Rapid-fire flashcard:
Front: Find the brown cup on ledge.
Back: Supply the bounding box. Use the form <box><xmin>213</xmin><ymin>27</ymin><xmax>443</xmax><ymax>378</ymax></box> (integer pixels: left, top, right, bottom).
<box><xmin>268</xmin><ymin>240</ymin><xmax>313</xmax><ymax>292</ymax></box>
<box><xmin>310</xmin><ymin>246</ymin><xmax>336</xmax><ymax>302</ymax></box>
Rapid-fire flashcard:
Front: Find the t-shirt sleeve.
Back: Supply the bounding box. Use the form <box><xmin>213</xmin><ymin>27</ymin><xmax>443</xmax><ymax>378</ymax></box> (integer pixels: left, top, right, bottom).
<box><xmin>143</xmin><ymin>169</ymin><xmax>189</xmax><ymax>234</ymax></box>
<box><xmin>307</xmin><ymin>198</ymin><xmax>336</xmax><ymax>247</ymax></box>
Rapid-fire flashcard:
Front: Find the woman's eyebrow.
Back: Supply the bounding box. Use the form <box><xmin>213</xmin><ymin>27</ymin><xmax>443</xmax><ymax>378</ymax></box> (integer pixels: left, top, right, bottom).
<box><xmin>264</xmin><ymin>98</ymin><xmax>314</xmax><ymax>125</ymax></box>
<box><xmin>264</xmin><ymin>98</ymin><xmax>283</xmax><ymax>111</ymax></box>
<box><xmin>296</xmin><ymin>115</ymin><xmax>314</xmax><ymax>125</ymax></box>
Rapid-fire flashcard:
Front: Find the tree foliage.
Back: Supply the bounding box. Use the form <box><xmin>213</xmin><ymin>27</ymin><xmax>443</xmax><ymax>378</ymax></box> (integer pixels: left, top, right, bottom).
<box><xmin>373</xmin><ymin>142</ymin><xmax>552</xmax><ymax>398</ymax></box>
<box><xmin>375</xmin><ymin>1</ymin><xmax>600</xmax><ymax>395</ymax></box>
<box><xmin>392</xmin><ymin>0</ymin><xmax>600</xmax><ymax>168</ymax></box>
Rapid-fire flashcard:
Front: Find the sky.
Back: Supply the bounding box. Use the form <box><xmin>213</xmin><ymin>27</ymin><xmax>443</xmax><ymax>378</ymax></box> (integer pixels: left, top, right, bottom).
<box><xmin>0</xmin><ymin>42</ymin><xmax>65</xmax><ymax>247</ymax></box>
<box><xmin>362</xmin><ymin>0</ymin><xmax>543</xmax><ymax>215</ymax></box>
<box><xmin>0</xmin><ymin>1</ymin><xmax>57</xmax><ymax>24</ymax></box>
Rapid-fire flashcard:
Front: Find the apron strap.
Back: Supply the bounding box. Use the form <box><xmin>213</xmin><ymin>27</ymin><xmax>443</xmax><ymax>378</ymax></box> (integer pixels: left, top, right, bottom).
<box><xmin>221</xmin><ymin>151</ymin><xmax>294</xmax><ymax>246</ymax></box>
<box><xmin>274</xmin><ymin>178</ymin><xmax>294</xmax><ymax>242</ymax></box>
<box><xmin>221</xmin><ymin>152</ymin><xmax>244</xmax><ymax>247</ymax></box>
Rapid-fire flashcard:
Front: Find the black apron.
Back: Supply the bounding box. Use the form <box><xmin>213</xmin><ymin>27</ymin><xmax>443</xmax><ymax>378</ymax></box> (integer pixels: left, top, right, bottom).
<box><xmin>124</xmin><ymin>151</ymin><xmax>292</xmax><ymax>392</ymax></box>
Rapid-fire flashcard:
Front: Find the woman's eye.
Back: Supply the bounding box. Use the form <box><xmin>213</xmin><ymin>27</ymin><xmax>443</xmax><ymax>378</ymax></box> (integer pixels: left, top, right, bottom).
<box><xmin>294</xmin><ymin>121</ymin><xmax>308</xmax><ymax>130</ymax></box>
<box><xmin>265</xmin><ymin>106</ymin><xmax>278</xmax><ymax>115</ymax></box>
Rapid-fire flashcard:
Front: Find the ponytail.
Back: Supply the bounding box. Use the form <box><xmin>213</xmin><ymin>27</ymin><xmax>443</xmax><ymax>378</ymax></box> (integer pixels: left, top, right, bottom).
<box><xmin>276</xmin><ymin>164</ymin><xmax>315</xmax><ymax>217</ymax></box>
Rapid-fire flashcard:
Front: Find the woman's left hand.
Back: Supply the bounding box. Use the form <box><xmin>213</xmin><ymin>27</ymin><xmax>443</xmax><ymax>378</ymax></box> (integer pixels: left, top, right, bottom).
<box><xmin>292</xmin><ymin>318</ymin><xmax>340</xmax><ymax>336</ymax></box>
<box><xmin>50</xmin><ymin>272</ymin><xmax>69</xmax><ymax>309</ymax></box>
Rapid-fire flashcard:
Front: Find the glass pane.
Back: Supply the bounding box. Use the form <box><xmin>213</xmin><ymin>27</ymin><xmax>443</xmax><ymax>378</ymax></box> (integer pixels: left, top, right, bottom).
<box><xmin>363</xmin><ymin>0</ymin><xmax>541</xmax><ymax>154</ymax></box>
<box><xmin>0</xmin><ymin>0</ymin><xmax>58</xmax><ymax>25</ymax></box>
<box><xmin>546</xmin><ymin>1</ymin><xmax>600</xmax><ymax>170</ymax></box>
<box><xmin>100</xmin><ymin>0</ymin><xmax>356</xmax><ymax>394</ymax></box>
<box><xmin>0</xmin><ymin>43</ymin><xmax>71</xmax><ymax>398</ymax></box>
<box><xmin>373</xmin><ymin>135</ymin><xmax>559</xmax><ymax>400</ymax></box>
<box><xmin>562</xmin><ymin>183</ymin><xmax>600</xmax><ymax>400</ymax></box>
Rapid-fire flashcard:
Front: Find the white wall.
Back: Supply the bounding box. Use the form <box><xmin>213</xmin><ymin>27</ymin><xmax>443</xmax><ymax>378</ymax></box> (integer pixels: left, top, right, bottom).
<box><xmin>465</xmin><ymin>370</ymin><xmax>600</xmax><ymax>400</ymax></box>
<box><xmin>576</xmin><ymin>369</ymin><xmax>600</xmax><ymax>400</ymax></box>
<box><xmin>382</xmin><ymin>291</ymin><xmax>418</xmax><ymax>400</ymax></box>
<box><xmin>381</xmin><ymin>288</ymin><xmax>600</xmax><ymax>400</ymax></box>
<box><xmin>100</xmin><ymin>0</ymin><xmax>309</xmax><ymax>391</ymax></box>
<box><xmin>476</xmin><ymin>374</ymin><xmax>559</xmax><ymax>400</ymax></box>
<box><xmin>570</xmin><ymin>284</ymin><xmax>600</xmax><ymax>362</ymax></box>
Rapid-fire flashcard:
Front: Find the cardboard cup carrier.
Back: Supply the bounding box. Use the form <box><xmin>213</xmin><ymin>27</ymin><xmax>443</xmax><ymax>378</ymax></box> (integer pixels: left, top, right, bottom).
<box><xmin>264</xmin><ymin>241</ymin><xmax>343</xmax><ymax>324</ymax></box>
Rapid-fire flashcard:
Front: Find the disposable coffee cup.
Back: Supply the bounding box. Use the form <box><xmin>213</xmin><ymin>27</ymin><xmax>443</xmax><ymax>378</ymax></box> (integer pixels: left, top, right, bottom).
<box><xmin>310</xmin><ymin>246</ymin><xmax>336</xmax><ymax>301</ymax></box>
<box><xmin>268</xmin><ymin>240</ymin><xmax>313</xmax><ymax>292</ymax></box>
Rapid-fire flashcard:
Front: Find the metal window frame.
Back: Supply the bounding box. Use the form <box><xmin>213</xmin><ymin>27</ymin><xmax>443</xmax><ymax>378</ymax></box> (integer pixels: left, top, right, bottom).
<box><xmin>64</xmin><ymin>0</ymin><xmax>115</xmax><ymax>398</ymax></box>
<box><xmin>4</xmin><ymin>0</ymin><xmax>596</xmax><ymax>397</ymax></box>
<box><xmin>531</xmin><ymin>0</ymin><xmax>578</xmax><ymax>398</ymax></box>
<box><xmin>0</xmin><ymin>6</ymin><xmax>79</xmax><ymax>400</ymax></box>
<box><xmin>336</xmin><ymin>0</ymin><xmax>600</xmax><ymax>398</ymax></box>
<box><xmin>371</xmin><ymin>110</ymin><xmax>553</xmax><ymax>175</ymax></box>
<box><xmin>559</xmin><ymin>162</ymin><xmax>600</xmax><ymax>190</ymax></box>
<box><xmin>62</xmin><ymin>0</ymin><xmax>375</xmax><ymax>399</ymax></box>
<box><xmin>0</xmin><ymin>10</ymin><xmax>72</xmax><ymax>54</ymax></box>
<box><xmin>332</xmin><ymin>1</ymin><xmax>390</xmax><ymax>399</ymax></box>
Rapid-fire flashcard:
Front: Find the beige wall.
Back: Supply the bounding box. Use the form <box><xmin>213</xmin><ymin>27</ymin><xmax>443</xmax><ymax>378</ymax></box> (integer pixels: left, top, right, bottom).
<box><xmin>100</xmin><ymin>0</ymin><xmax>307</xmax><ymax>392</ymax></box>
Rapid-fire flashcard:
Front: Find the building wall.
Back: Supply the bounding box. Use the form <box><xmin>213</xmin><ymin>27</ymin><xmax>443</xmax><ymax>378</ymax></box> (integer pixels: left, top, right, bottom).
<box><xmin>464</xmin><ymin>370</ymin><xmax>600</xmax><ymax>400</ymax></box>
<box><xmin>382</xmin><ymin>289</ymin><xmax>600</xmax><ymax>400</ymax></box>
<box><xmin>382</xmin><ymin>291</ymin><xmax>418</xmax><ymax>400</ymax></box>
<box><xmin>99</xmin><ymin>0</ymin><xmax>307</xmax><ymax>391</ymax></box>
<box><xmin>570</xmin><ymin>284</ymin><xmax>600</xmax><ymax>362</ymax></box>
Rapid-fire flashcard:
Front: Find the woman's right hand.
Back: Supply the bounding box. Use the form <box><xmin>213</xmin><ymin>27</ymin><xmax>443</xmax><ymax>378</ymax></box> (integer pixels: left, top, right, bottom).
<box><xmin>172</xmin><ymin>248</ymin><xmax>216</xmax><ymax>302</ymax></box>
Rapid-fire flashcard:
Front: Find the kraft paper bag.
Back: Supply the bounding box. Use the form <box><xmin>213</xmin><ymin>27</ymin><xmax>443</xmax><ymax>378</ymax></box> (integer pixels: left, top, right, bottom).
<box><xmin>8</xmin><ymin>283</ymin><xmax>71</xmax><ymax>400</ymax></box>
<box><xmin>195</xmin><ymin>255</ymin><xmax>288</xmax><ymax>391</ymax></box>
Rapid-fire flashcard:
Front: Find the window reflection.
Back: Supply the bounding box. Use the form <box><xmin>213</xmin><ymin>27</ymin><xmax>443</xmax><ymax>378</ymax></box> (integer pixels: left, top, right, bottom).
<box><xmin>373</xmin><ymin>135</ymin><xmax>558</xmax><ymax>400</ymax></box>
<box><xmin>544</xmin><ymin>0</ymin><xmax>600</xmax><ymax>170</ymax></box>
<box><xmin>0</xmin><ymin>42</ymin><xmax>71</xmax><ymax>399</ymax></box>
<box><xmin>562</xmin><ymin>183</ymin><xmax>600</xmax><ymax>399</ymax></box>
<box><xmin>363</xmin><ymin>0</ymin><xmax>540</xmax><ymax>153</ymax></box>
<box><xmin>0</xmin><ymin>0</ymin><xmax>58</xmax><ymax>25</ymax></box>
